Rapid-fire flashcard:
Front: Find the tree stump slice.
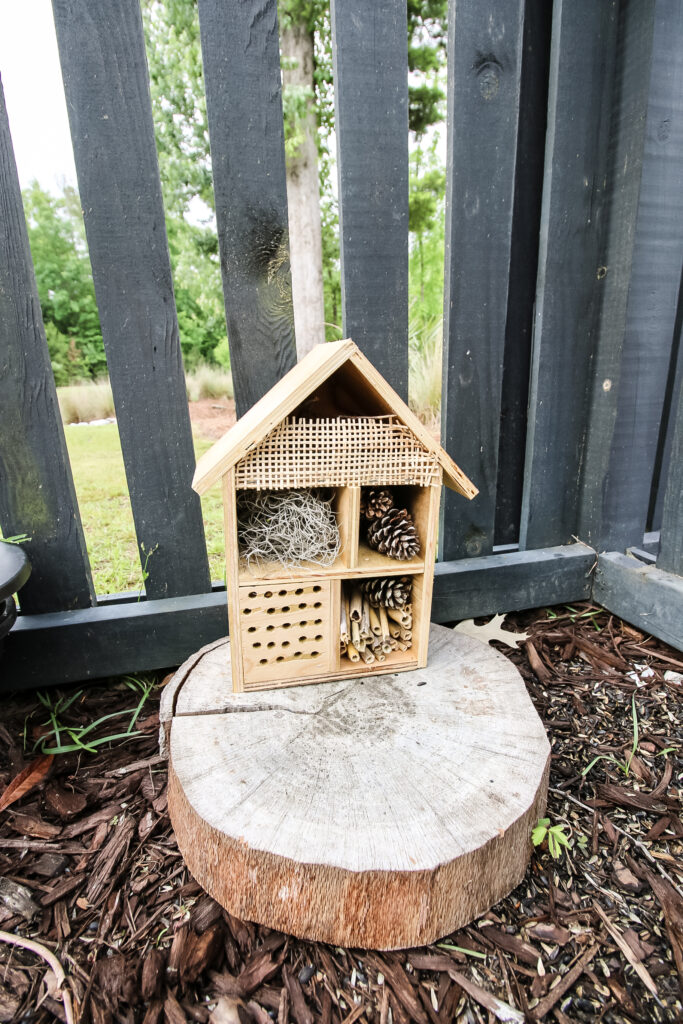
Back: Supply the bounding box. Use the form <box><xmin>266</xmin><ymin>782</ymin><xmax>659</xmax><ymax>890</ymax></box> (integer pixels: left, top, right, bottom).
<box><xmin>163</xmin><ymin>624</ymin><xmax>550</xmax><ymax>949</ymax></box>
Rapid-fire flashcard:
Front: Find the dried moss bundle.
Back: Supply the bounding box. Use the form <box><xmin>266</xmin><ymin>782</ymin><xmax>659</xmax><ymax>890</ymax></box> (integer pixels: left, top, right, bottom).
<box><xmin>237</xmin><ymin>489</ymin><xmax>341</xmax><ymax>570</ymax></box>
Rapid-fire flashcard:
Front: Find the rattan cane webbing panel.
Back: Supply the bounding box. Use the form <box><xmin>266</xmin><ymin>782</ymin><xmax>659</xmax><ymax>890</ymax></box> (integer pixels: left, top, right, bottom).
<box><xmin>234</xmin><ymin>416</ymin><xmax>440</xmax><ymax>489</ymax></box>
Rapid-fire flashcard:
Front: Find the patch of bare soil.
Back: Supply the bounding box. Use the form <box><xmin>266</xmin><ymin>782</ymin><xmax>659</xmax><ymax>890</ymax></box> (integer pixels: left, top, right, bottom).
<box><xmin>189</xmin><ymin>398</ymin><xmax>236</xmax><ymax>441</ymax></box>
<box><xmin>0</xmin><ymin>603</ymin><xmax>681</xmax><ymax>1023</ymax></box>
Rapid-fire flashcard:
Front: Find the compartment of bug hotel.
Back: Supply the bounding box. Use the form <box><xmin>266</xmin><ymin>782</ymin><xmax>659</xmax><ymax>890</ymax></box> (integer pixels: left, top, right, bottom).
<box><xmin>339</xmin><ymin>576</ymin><xmax>416</xmax><ymax>670</ymax></box>
<box><xmin>236</xmin><ymin>487</ymin><xmax>347</xmax><ymax>580</ymax></box>
<box><xmin>356</xmin><ymin>485</ymin><xmax>428</xmax><ymax>572</ymax></box>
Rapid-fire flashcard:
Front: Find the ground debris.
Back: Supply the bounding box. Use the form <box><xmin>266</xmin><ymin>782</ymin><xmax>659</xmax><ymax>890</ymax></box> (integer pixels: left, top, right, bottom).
<box><xmin>0</xmin><ymin>605</ymin><xmax>680</xmax><ymax>1022</ymax></box>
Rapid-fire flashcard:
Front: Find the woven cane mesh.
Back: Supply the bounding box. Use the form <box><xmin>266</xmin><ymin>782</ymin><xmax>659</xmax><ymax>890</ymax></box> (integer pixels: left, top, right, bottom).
<box><xmin>234</xmin><ymin>416</ymin><xmax>440</xmax><ymax>489</ymax></box>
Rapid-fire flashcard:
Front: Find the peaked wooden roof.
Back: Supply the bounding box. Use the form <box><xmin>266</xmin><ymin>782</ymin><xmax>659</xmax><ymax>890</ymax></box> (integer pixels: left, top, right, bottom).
<box><xmin>192</xmin><ymin>339</ymin><xmax>477</xmax><ymax>498</ymax></box>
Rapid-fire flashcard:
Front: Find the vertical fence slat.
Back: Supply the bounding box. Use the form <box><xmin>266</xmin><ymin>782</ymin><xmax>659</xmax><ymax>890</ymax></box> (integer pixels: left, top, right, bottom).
<box><xmin>576</xmin><ymin>2</ymin><xmax>657</xmax><ymax>550</ymax></box>
<box><xmin>330</xmin><ymin>0</ymin><xmax>409</xmax><ymax>400</ymax></box>
<box><xmin>0</xmin><ymin>80</ymin><xmax>95</xmax><ymax>613</ymax></box>
<box><xmin>197</xmin><ymin>0</ymin><xmax>296</xmax><ymax>418</ymax></box>
<box><xmin>52</xmin><ymin>0</ymin><xmax>210</xmax><ymax>600</ymax></box>
<box><xmin>440</xmin><ymin>0</ymin><xmax>526</xmax><ymax>560</ymax></box>
<box><xmin>519</xmin><ymin>0</ymin><xmax>619</xmax><ymax>551</ymax></box>
<box><xmin>608</xmin><ymin>0</ymin><xmax>683</xmax><ymax>543</ymax></box>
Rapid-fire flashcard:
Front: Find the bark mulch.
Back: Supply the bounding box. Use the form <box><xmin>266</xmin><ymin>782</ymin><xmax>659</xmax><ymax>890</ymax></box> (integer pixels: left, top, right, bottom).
<box><xmin>0</xmin><ymin>602</ymin><xmax>681</xmax><ymax>1023</ymax></box>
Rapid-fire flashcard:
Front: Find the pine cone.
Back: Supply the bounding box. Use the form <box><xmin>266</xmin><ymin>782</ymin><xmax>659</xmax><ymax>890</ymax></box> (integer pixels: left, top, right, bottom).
<box><xmin>361</xmin><ymin>576</ymin><xmax>412</xmax><ymax>608</ymax></box>
<box><xmin>360</xmin><ymin>488</ymin><xmax>394</xmax><ymax>520</ymax></box>
<box><xmin>366</xmin><ymin>508</ymin><xmax>421</xmax><ymax>560</ymax></box>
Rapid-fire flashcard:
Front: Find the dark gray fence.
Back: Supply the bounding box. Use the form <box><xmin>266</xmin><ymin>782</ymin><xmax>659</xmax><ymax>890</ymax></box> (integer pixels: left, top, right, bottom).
<box><xmin>1</xmin><ymin>0</ymin><xmax>681</xmax><ymax>690</ymax></box>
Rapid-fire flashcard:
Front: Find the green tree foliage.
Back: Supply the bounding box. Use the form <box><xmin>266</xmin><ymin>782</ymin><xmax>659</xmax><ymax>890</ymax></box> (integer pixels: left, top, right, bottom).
<box><xmin>22</xmin><ymin>182</ymin><xmax>106</xmax><ymax>384</ymax></box>
<box><xmin>409</xmin><ymin>137</ymin><xmax>446</xmax><ymax>325</ymax></box>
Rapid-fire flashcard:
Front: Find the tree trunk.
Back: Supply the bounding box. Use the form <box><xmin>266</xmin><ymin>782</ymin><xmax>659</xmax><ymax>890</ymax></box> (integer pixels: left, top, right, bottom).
<box><xmin>281</xmin><ymin>23</ymin><xmax>325</xmax><ymax>360</ymax></box>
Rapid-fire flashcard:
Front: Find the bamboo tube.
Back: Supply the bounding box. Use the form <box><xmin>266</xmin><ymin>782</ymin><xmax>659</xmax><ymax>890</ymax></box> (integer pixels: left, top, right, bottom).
<box><xmin>340</xmin><ymin>600</ymin><xmax>349</xmax><ymax>645</ymax></box>
<box><xmin>360</xmin><ymin>647</ymin><xmax>375</xmax><ymax>665</ymax></box>
<box><xmin>381</xmin><ymin>641</ymin><xmax>393</xmax><ymax>655</ymax></box>
<box><xmin>349</xmin><ymin>588</ymin><xmax>363</xmax><ymax>622</ymax></box>
<box><xmin>395</xmin><ymin>640</ymin><xmax>409</xmax><ymax>652</ymax></box>
<box><xmin>388</xmin><ymin>622</ymin><xmax>401</xmax><ymax>639</ymax></box>
<box><xmin>340</xmin><ymin>643</ymin><xmax>347</xmax><ymax>657</ymax></box>
<box><xmin>344</xmin><ymin>595</ymin><xmax>352</xmax><ymax>633</ymax></box>
<box><xmin>374</xmin><ymin>650</ymin><xmax>386</xmax><ymax>663</ymax></box>
<box><xmin>346</xmin><ymin>642</ymin><xmax>360</xmax><ymax>663</ymax></box>
<box><xmin>387</xmin><ymin>607</ymin><xmax>410</xmax><ymax>626</ymax></box>
<box><xmin>379</xmin><ymin>606</ymin><xmax>390</xmax><ymax>641</ymax></box>
<box><xmin>399</xmin><ymin>628</ymin><xmax>412</xmax><ymax>642</ymax></box>
<box><xmin>356</xmin><ymin>637</ymin><xmax>366</xmax><ymax>653</ymax></box>
<box><xmin>368</xmin><ymin>605</ymin><xmax>382</xmax><ymax>636</ymax></box>
<box><xmin>361</xmin><ymin>599</ymin><xmax>372</xmax><ymax>640</ymax></box>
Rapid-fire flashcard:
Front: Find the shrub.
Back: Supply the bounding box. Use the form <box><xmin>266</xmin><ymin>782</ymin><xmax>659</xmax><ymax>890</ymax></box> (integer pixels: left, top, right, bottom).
<box><xmin>185</xmin><ymin>363</ymin><xmax>234</xmax><ymax>402</ymax></box>
<box><xmin>58</xmin><ymin>380</ymin><xmax>115</xmax><ymax>424</ymax></box>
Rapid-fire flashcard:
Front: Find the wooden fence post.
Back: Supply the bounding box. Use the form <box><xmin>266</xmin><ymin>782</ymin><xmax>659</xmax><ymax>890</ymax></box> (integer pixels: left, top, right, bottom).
<box><xmin>0</xmin><ymin>80</ymin><xmax>95</xmax><ymax>613</ymax></box>
<box><xmin>440</xmin><ymin>0</ymin><xmax>526</xmax><ymax>560</ymax></box>
<box><xmin>197</xmin><ymin>0</ymin><xmax>297</xmax><ymax>417</ymax></box>
<box><xmin>330</xmin><ymin>0</ymin><xmax>409</xmax><ymax>399</ymax></box>
<box><xmin>52</xmin><ymin>0</ymin><xmax>211</xmax><ymax>599</ymax></box>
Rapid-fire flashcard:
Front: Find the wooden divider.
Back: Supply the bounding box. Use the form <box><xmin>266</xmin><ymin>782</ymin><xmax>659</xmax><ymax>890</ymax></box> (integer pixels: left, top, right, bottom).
<box><xmin>440</xmin><ymin>0</ymin><xmax>526</xmax><ymax>560</ymax></box>
<box><xmin>0</xmin><ymin>81</ymin><xmax>95</xmax><ymax>613</ymax></box>
<box><xmin>519</xmin><ymin>0</ymin><xmax>619</xmax><ymax>550</ymax></box>
<box><xmin>52</xmin><ymin>0</ymin><xmax>210</xmax><ymax>600</ymax></box>
<box><xmin>330</xmin><ymin>0</ymin><xmax>409</xmax><ymax>400</ymax></box>
<box><xmin>196</xmin><ymin>0</ymin><xmax>296</xmax><ymax>418</ymax></box>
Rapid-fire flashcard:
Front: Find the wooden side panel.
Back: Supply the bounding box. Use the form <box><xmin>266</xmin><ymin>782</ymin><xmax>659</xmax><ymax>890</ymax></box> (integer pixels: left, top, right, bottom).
<box><xmin>657</xmin><ymin>372</ymin><xmax>682</xmax><ymax>575</ymax></box>
<box><xmin>0</xmin><ymin>80</ymin><xmax>95</xmax><ymax>613</ymax></box>
<box><xmin>519</xmin><ymin>0</ymin><xmax>619</xmax><ymax>550</ymax></box>
<box><xmin>576</xmin><ymin>2</ymin><xmax>656</xmax><ymax>550</ymax></box>
<box><xmin>330</xmin><ymin>0</ymin><xmax>409</xmax><ymax>399</ymax></box>
<box><xmin>414</xmin><ymin>483</ymin><xmax>441</xmax><ymax>668</ymax></box>
<box><xmin>593</xmin><ymin>0</ymin><xmax>683</xmax><ymax>548</ymax></box>
<box><xmin>223</xmin><ymin>473</ymin><xmax>244</xmax><ymax>693</ymax></box>
<box><xmin>52</xmin><ymin>0</ymin><xmax>210</xmax><ymax>600</ymax></box>
<box><xmin>440</xmin><ymin>0</ymin><xmax>525</xmax><ymax>560</ymax></box>
<box><xmin>196</xmin><ymin>0</ymin><xmax>296</xmax><ymax>418</ymax></box>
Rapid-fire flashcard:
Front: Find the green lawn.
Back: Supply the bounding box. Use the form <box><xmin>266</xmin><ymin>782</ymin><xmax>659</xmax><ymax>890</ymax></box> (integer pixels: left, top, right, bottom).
<box><xmin>64</xmin><ymin>423</ymin><xmax>225</xmax><ymax>595</ymax></box>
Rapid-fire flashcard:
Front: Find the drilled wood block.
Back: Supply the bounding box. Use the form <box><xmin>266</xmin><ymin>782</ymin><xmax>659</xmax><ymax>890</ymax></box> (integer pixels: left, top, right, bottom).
<box><xmin>162</xmin><ymin>624</ymin><xmax>550</xmax><ymax>949</ymax></box>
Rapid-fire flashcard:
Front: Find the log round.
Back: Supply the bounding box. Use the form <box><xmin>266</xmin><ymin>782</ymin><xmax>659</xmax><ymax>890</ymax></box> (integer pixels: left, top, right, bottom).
<box><xmin>162</xmin><ymin>624</ymin><xmax>550</xmax><ymax>950</ymax></box>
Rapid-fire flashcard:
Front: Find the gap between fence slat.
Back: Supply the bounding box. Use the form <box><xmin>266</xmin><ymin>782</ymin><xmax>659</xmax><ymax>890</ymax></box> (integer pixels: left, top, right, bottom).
<box><xmin>330</xmin><ymin>0</ymin><xmax>409</xmax><ymax>400</ymax></box>
<box><xmin>52</xmin><ymin>0</ymin><xmax>210</xmax><ymax>600</ymax></box>
<box><xmin>0</xmin><ymin>80</ymin><xmax>95</xmax><ymax>614</ymax></box>
<box><xmin>197</xmin><ymin>0</ymin><xmax>297</xmax><ymax>418</ymax></box>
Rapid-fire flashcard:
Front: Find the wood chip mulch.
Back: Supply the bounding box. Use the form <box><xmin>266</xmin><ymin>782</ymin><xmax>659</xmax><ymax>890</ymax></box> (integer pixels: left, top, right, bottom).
<box><xmin>0</xmin><ymin>601</ymin><xmax>681</xmax><ymax>1023</ymax></box>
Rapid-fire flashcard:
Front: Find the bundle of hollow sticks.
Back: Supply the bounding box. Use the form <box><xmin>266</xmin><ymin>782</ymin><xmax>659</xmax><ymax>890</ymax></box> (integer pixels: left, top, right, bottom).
<box><xmin>339</xmin><ymin>584</ymin><xmax>413</xmax><ymax>666</ymax></box>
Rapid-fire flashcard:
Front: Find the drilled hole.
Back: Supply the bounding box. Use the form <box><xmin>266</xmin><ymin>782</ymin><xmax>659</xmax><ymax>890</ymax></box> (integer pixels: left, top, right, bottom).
<box><xmin>278</xmin><ymin>589</ymin><xmax>287</xmax><ymax>597</ymax></box>
<box><xmin>293</xmin><ymin>651</ymin><xmax>302</xmax><ymax>658</ymax></box>
<box><xmin>253</xmin><ymin>642</ymin><xmax>261</xmax><ymax>648</ymax></box>
<box><xmin>267</xmin><ymin>608</ymin><xmax>274</xmax><ymax>615</ymax></box>
<box><xmin>294</xmin><ymin>588</ymin><xmax>303</xmax><ymax>595</ymax></box>
<box><xmin>282</xmin><ymin>605</ymin><xmax>290</xmax><ymax>612</ymax></box>
<box><xmin>264</xmin><ymin>591</ymin><xmax>273</xmax><ymax>598</ymax></box>
<box><xmin>314</xmin><ymin>618</ymin><xmax>322</xmax><ymax>625</ymax></box>
<box><xmin>282</xmin><ymin>641</ymin><xmax>290</xmax><ymax>648</ymax></box>
<box><xmin>314</xmin><ymin>634</ymin><xmax>323</xmax><ymax>641</ymax></box>
<box><xmin>282</xmin><ymin>622</ymin><xmax>291</xmax><ymax>629</ymax></box>
<box><xmin>266</xmin><ymin>625</ymin><xmax>274</xmax><ymax>632</ymax></box>
<box><xmin>247</xmin><ymin>626</ymin><xmax>256</xmax><ymax>633</ymax></box>
<box><xmin>311</xmin><ymin>651</ymin><xmax>319</xmax><ymax>657</ymax></box>
<box><xmin>244</xmin><ymin>608</ymin><xmax>251</xmax><ymax>615</ymax></box>
<box><xmin>276</xmin><ymin>656</ymin><xmax>284</xmax><ymax>663</ymax></box>
<box><xmin>298</xmin><ymin>603</ymin><xmax>306</xmax><ymax>609</ymax></box>
<box><xmin>267</xmin><ymin>641</ymin><xmax>275</xmax><ymax>649</ymax></box>
<box><xmin>313</xmin><ymin>602</ymin><xmax>322</xmax><ymax>608</ymax></box>
<box><xmin>299</xmin><ymin>620</ymin><xmax>307</xmax><ymax>627</ymax></box>
<box><xmin>248</xmin><ymin>591</ymin><xmax>257</xmax><ymax>599</ymax></box>
<box><xmin>313</xmin><ymin>585</ymin><xmax>322</xmax><ymax>593</ymax></box>
<box><xmin>299</xmin><ymin>636</ymin><xmax>306</xmax><ymax>643</ymax></box>
<box><xmin>259</xmin><ymin>658</ymin><xmax>267</xmax><ymax>665</ymax></box>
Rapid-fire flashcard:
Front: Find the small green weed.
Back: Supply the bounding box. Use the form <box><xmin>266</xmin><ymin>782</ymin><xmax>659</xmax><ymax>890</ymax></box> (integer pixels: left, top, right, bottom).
<box><xmin>32</xmin><ymin>676</ymin><xmax>154</xmax><ymax>755</ymax></box>
<box><xmin>532</xmin><ymin>817</ymin><xmax>571</xmax><ymax>859</ymax></box>
<box><xmin>582</xmin><ymin>693</ymin><xmax>639</xmax><ymax>778</ymax></box>
<box><xmin>545</xmin><ymin>604</ymin><xmax>603</xmax><ymax>631</ymax></box>
<box><xmin>1</xmin><ymin>534</ymin><xmax>31</xmax><ymax>545</ymax></box>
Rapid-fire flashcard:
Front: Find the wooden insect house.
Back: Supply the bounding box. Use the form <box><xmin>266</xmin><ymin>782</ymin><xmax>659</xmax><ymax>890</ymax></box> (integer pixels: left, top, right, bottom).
<box><xmin>192</xmin><ymin>339</ymin><xmax>477</xmax><ymax>692</ymax></box>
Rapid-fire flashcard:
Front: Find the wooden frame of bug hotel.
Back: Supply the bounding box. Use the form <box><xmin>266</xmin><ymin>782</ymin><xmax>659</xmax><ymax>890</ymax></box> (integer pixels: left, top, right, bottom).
<box><xmin>192</xmin><ymin>339</ymin><xmax>477</xmax><ymax>692</ymax></box>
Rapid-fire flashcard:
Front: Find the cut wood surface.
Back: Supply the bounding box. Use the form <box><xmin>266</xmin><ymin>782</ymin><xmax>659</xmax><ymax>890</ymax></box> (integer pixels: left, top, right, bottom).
<box><xmin>164</xmin><ymin>624</ymin><xmax>550</xmax><ymax>949</ymax></box>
